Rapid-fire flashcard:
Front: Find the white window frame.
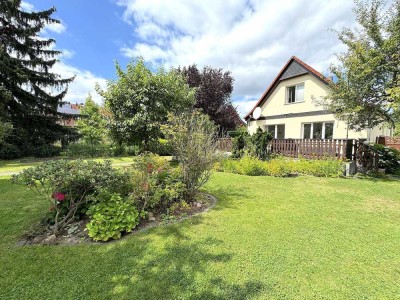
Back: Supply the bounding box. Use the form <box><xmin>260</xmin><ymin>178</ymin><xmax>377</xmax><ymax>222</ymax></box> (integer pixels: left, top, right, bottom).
<box><xmin>302</xmin><ymin>121</ymin><xmax>334</xmax><ymax>139</ymax></box>
<box><xmin>286</xmin><ymin>83</ymin><xmax>305</xmax><ymax>104</ymax></box>
<box><xmin>265</xmin><ymin>124</ymin><xmax>285</xmax><ymax>139</ymax></box>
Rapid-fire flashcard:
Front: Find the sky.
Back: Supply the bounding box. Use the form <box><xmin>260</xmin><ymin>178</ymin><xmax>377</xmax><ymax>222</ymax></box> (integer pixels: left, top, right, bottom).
<box><xmin>22</xmin><ymin>0</ymin><xmax>358</xmax><ymax>118</ymax></box>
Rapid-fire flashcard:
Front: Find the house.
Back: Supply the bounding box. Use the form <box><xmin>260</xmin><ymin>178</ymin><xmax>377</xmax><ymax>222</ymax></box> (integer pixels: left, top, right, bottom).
<box><xmin>57</xmin><ymin>102</ymin><xmax>83</xmax><ymax>127</ymax></box>
<box><xmin>244</xmin><ymin>56</ymin><xmax>392</xmax><ymax>141</ymax></box>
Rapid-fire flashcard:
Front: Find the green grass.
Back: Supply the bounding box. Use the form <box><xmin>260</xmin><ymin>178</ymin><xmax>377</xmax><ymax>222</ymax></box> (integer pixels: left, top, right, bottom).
<box><xmin>0</xmin><ymin>156</ymin><xmax>136</xmax><ymax>174</ymax></box>
<box><xmin>0</xmin><ymin>171</ymin><xmax>399</xmax><ymax>299</ymax></box>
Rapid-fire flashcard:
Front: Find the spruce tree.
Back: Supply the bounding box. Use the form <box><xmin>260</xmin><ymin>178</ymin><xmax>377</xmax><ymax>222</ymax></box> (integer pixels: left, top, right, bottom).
<box><xmin>0</xmin><ymin>0</ymin><xmax>74</xmax><ymax>158</ymax></box>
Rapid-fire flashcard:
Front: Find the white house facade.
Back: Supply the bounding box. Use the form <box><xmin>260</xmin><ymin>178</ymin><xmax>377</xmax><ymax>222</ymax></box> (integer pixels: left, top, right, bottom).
<box><xmin>244</xmin><ymin>56</ymin><xmax>392</xmax><ymax>141</ymax></box>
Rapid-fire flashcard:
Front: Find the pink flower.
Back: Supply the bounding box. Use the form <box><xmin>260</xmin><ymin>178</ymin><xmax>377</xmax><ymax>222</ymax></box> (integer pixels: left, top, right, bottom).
<box><xmin>52</xmin><ymin>192</ymin><xmax>66</xmax><ymax>202</ymax></box>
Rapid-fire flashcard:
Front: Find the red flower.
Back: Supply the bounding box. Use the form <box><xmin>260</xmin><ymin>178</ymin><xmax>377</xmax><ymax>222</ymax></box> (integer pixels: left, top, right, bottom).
<box><xmin>146</xmin><ymin>163</ymin><xmax>153</xmax><ymax>173</ymax></box>
<box><xmin>52</xmin><ymin>192</ymin><xmax>66</xmax><ymax>202</ymax></box>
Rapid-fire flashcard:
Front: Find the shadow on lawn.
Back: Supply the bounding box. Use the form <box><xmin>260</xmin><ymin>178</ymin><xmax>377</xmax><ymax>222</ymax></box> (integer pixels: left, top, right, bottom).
<box><xmin>97</xmin><ymin>220</ymin><xmax>264</xmax><ymax>299</ymax></box>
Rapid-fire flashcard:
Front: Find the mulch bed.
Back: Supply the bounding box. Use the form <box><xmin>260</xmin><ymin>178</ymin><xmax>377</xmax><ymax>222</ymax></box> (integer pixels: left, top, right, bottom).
<box><xmin>17</xmin><ymin>193</ymin><xmax>217</xmax><ymax>246</ymax></box>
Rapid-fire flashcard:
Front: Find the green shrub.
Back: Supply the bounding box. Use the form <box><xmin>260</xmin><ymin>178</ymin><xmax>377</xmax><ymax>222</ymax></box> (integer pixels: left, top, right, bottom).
<box><xmin>264</xmin><ymin>157</ymin><xmax>292</xmax><ymax>177</ymax></box>
<box><xmin>86</xmin><ymin>192</ymin><xmax>140</xmax><ymax>241</ymax></box>
<box><xmin>237</xmin><ymin>156</ymin><xmax>268</xmax><ymax>176</ymax></box>
<box><xmin>250</xmin><ymin>127</ymin><xmax>273</xmax><ymax>160</ymax></box>
<box><xmin>231</xmin><ymin>127</ymin><xmax>272</xmax><ymax>159</ymax></box>
<box><xmin>63</xmin><ymin>141</ymin><xmax>112</xmax><ymax>157</ymax></box>
<box><xmin>125</xmin><ymin>145</ymin><xmax>140</xmax><ymax>156</ymax></box>
<box><xmin>293</xmin><ymin>158</ymin><xmax>344</xmax><ymax>177</ymax></box>
<box><xmin>219</xmin><ymin>156</ymin><xmax>344</xmax><ymax>178</ymax></box>
<box><xmin>231</xmin><ymin>127</ymin><xmax>249</xmax><ymax>158</ymax></box>
<box><xmin>11</xmin><ymin>159</ymin><xmax>132</xmax><ymax>233</ymax></box>
<box><xmin>368</xmin><ymin>143</ymin><xmax>400</xmax><ymax>174</ymax></box>
<box><xmin>163</xmin><ymin>111</ymin><xmax>219</xmax><ymax>201</ymax></box>
<box><xmin>0</xmin><ymin>142</ymin><xmax>22</xmax><ymax>159</ymax></box>
<box><xmin>149</xmin><ymin>139</ymin><xmax>173</xmax><ymax>156</ymax></box>
<box><xmin>31</xmin><ymin>144</ymin><xmax>61</xmax><ymax>158</ymax></box>
<box><xmin>130</xmin><ymin>153</ymin><xmax>186</xmax><ymax>212</ymax></box>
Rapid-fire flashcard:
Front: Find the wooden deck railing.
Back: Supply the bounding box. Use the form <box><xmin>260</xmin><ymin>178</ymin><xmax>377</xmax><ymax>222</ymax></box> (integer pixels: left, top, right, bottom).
<box><xmin>270</xmin><ymin>139</ymin><xmax>358</xmax><ymax>160</ymax></box>
<box><xmin>216</xmin><ymin>138</ymin><xmax>233</xmax><ymax>152</ymax></box>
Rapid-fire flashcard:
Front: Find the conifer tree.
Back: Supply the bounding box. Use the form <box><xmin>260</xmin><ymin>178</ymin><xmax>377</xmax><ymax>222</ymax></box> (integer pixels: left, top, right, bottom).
<box><xmin>0</xmin><ymin>0</ymin><xmax>74</xmax><ymax>157</ymax></box>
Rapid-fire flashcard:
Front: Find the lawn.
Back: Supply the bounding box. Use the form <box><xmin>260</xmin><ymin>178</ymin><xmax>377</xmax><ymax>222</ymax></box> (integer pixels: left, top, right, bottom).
<box><xmin>0</xmin><ymin>156</ymin><xmax>137</xmax><ymax>175</ymax></box>
<box><xmin>1</xmin><ymin>170</ymin><xmax>399</xmax><ymax>299</ymax></box>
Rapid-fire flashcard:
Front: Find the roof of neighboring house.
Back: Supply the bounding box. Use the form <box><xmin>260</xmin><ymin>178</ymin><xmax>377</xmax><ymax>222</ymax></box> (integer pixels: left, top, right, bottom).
<box><xmin>244</xmin><ymin>56</ymin><xmax>331</xmax><ymax>120</ymax></box>
<box><xmin>57</xmin><ymin>103</ymin><xmax>82</xmax><ymax>115</ymax></box>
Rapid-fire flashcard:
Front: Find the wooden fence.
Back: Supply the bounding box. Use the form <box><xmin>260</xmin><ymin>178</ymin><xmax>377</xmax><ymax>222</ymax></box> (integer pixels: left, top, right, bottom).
<box><xmin>216</xmin><ymin>137</ymin><xmax>381</xmax><ymax>172</ymax></box>
<box><xmin>216</xmin><ymin>138</ymin><xmax>233</xmax><ymax>152</ymax></box>
<box><xmin>270</xmin><ymin>139</ymin><xmax>358</xmax><ymax>160</ymax></box>
<box><xmin>355</xmin><ymin>142</ymin><xmax>380</xmax><ymax>172</ymax></box>
<box><xmin>377</xmin><ymin>136</ymin><xmax>400</xmax><ymax>150</ymax></box>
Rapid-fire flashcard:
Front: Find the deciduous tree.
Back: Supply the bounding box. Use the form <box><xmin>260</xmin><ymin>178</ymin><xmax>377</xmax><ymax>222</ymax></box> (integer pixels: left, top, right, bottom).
<box><xmin>97</xmin><ymin>58</ymin><xmax>195</xmax><ymax>150</ymax></box>
<box><xmin>177</xmin><ymin>65</ymin><xmax>237</xmax><ymax>133</ymax></box>
<box><xmin>76</xmin><ymin>95</ymin><xmax>106</xmax><ymax>157</ymax></box>
<box><xmin>319</xmin><ymin>0</ymin><xmax>400</xmax><ymax>134</ymax></box>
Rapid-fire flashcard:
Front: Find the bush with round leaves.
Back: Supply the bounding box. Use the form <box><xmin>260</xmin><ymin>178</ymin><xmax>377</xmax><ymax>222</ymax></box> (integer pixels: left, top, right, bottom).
<box><xmin>86</xmin><ymin>192</ymin><xmax>140</xmax><ymax>241</ymax></box>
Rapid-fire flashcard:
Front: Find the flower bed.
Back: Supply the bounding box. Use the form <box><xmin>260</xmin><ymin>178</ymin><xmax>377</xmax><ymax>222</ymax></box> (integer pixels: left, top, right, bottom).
<box><xmin>215</xmin><ymin>156</ymin><xmax>345</xmax><ymax>177</ymax></box>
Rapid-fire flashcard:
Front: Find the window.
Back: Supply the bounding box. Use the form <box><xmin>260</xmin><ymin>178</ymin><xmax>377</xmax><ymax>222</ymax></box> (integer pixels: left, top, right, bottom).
<box><xmin>266</xmin><ymin>125</ymin><xmax>275</xmax><ymax>136</ymax></box>
<box><xmin>313</xmin><ymin>122</ymin><xmax>323</xmax><ymax>139</ymax></box>
<box><xmin>286</xmin><ymin>83</ymin><xmax>304</xmax><ymax>103</ymax></box>
<box><xmin>265</xmin><ymin>124</ymin><xmax>285</xmax><ymax>139</ymax></box>
<box><xmin>302</xmin><ymin>122</ymin><xmax>334</xmax><ymax>139</ymax></box>
<box><xmin>325</xmin><ymin>123</ymin><xmax>334</xmax><ymax>139</ymax></box>
<box><xmin>303</xmin><ymin>123</ymin><xmax>311</xmax><ymax>139</ymax></box>
<box><xmin>276</xmin><ymin>125</ymin><xmax>285</xmax><ymax>139</ymax></box>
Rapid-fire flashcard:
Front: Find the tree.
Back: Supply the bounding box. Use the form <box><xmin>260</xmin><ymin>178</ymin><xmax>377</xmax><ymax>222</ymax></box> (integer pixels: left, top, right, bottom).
<box><xmin>162</xmin><ymin>111</ymin><xmax>219</xmax><ymax>201</ymax></box>
<box><xmin>0</xmin><ymin>1</ymin><xmax>74</xmax><ymax>157</ymax></box>
<box><xmin>76</xmin><ymin>95</ymin><xmax>106</xmax><ymax>157</ymax></box>
<box><xmin>319</xmin><ymin>0</ymin><xmax>400</xmax><ymax>134</ymax></box>
<box><xmin>177</xmin><ymin>65</ymin><xmax>237</xmax><ymax>133</ymax></box>
<box><xmin>97</xmin><ymin>58</ymin><xmax>195</xmax><ymax>150</ymax></box>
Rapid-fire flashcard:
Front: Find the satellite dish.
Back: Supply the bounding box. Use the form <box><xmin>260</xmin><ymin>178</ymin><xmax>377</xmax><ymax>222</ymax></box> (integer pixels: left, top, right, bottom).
<box><xmin>253</xmin><ymin>107</ymin><xmax>261</xmax><ymax>120</ymax></box>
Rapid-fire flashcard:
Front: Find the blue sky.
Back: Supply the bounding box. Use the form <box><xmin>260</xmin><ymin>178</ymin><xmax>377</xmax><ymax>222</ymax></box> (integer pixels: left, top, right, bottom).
<box><xmin>23</xmin><ymin>0</ymin><xmax>358</xmax><ymax>117</ymax></box>
<box><xmin>27</xmin><ymin>0</ymin><xmax>132</xmax><ymax>76</ymax></box>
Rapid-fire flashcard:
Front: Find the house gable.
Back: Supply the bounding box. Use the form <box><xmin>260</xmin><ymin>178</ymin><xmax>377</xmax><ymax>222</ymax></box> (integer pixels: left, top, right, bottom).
<box><xmin>280</xmin><ymin>60</ymin><xmax>308</xmax><ymax>80</ymax></box>
<box><xmin>244</xmin><ymin>56</ymin><xmax>330</xmax><ymax>120</ymax></box>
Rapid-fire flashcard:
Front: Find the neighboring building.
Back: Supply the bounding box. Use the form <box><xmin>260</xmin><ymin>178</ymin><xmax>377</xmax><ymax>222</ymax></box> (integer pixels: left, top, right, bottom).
<box><xmin>244</xmin><ymin>56</ymin><xmax>392</xmax><ymax>141</ymax></box>
<box><xmin>57</xmin><ymin>102</ymin><xmax>83</xmax><ymax>127</ymax></box>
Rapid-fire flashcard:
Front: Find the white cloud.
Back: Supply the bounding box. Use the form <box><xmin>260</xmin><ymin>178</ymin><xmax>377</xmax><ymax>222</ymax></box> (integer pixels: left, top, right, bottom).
<box><xmin>52</xmin><ymin>62</ymin><xmax>107</xmax><ymax>105</ymax></box>
<box><xmin>116</xmin><ymin>0</ymin><xmax>357</xmax><ymax>117</ymax></box>
<box><xmin>20</xmin><ymin>1</ymin><xmax>35</xmax><ymax>11</ymax></box>
<box><xmin>59</xmin><ymin>49</ymin><xmax>75</xmax><ymax>59</ymax></box>
<box><xmin>45</xmin><ymin>21</ymin><xmax>67</xmax><ymax>34</ymax></box>
<box><xmin>233</xmin><ymin>99</ymin><xmax>258</xmax><ymax>120</ymax></box>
